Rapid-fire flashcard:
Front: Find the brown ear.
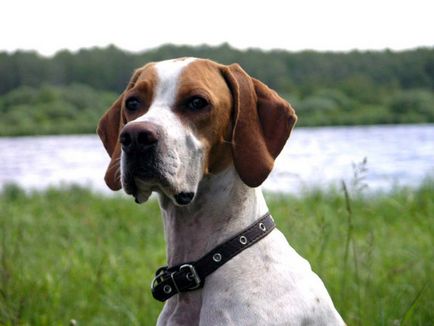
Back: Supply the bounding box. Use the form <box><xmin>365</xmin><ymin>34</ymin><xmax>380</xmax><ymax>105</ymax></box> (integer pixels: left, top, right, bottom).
<box><xmin>97</xmin><ymin>94</ymin><xmax>125</xmax><ymax>190</ymax></box>
<box><xmin>222</xmin><ymin>64</ymin><xmax>297</xmax><ymax>187</ymax></box>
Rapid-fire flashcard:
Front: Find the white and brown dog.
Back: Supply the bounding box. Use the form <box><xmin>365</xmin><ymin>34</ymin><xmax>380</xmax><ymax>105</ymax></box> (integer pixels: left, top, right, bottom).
<box><xmin>98</xmin><ymin>58</ymin><xmax>345</xmax><ymax>325</ymax></box>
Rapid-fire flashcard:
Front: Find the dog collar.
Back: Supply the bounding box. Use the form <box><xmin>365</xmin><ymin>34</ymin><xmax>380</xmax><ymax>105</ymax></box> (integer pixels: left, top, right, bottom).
<box><xmin>151</xmin><ymin>212</ymin><xmax>275</xmax><ymax>302</ymax></box>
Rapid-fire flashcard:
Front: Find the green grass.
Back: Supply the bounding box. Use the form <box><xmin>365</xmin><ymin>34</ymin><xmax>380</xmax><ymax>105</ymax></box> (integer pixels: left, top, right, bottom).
<box><xmin>1</xmin><ymin>181</ymin><xmax>433</xmax><ymax>325</ymax></box>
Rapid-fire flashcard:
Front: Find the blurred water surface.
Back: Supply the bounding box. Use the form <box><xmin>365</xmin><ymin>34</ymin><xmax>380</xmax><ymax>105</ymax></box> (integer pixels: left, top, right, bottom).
<box><xmin>1</xmin><ymin>124</ymin><xmax>433</xmax><ymax>194</ymax></box>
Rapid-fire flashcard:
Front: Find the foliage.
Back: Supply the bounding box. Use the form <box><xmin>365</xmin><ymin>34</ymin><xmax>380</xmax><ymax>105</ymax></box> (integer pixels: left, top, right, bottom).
<box><xmin>388</xmin><ymin>89</ymin><xmax>434</xmax><ymax>123</ymax></box>
<box><xmin>0</xmin><ymin>84</ymin><xmax>116</xmax><ymax>136</ymax></box>
<box><xmin>0</xmin><ymin>44</ymin><xmax>433</xmax><ymax>135</ymax></box>
<box><xmin>1</xmin><ymin>45</ymin><xmax>433</xmax><ymax>96</ymax></box>
<box><xmin>0</xmin><ymin>182</ymin><xmax>433</xmax><ymax>325</ymax></box>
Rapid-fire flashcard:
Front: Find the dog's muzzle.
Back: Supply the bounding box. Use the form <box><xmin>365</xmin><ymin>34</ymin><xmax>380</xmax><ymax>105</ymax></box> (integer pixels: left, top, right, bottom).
<box><xmin>120</xmin><ymin>121</ymin><xmax>162</xmax><ymax>198</ymax></box>
<box><xmin>119</xmin><ymin>120</ymin><xmax>202</xmax><ymax>206</ymax></box>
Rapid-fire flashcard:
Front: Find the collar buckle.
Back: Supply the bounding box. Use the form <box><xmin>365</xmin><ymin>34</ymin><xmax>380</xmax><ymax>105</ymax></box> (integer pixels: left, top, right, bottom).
<box><xmin>180</xmin><ymin>264</ymin><xmax>201</xmax><ymax>290</ymax></box>
<box><xmin>151</xmin><ymin>266</ymin><xmax>168</xmax><ymax>291</ymax></box>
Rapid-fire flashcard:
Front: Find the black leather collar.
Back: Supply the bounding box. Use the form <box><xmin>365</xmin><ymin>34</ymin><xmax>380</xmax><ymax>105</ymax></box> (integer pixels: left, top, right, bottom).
<box><xmin>151</xmin><ymin>213</ymin><xmax>275</xmax><ymax>302</ymax></box>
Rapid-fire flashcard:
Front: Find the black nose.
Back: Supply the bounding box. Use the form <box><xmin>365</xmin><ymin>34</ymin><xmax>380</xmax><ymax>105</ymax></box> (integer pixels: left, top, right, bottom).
<box><xmin>120</xmin><ymin>122</ymin><xmax>160</xmax><ymax>154</ymax></box>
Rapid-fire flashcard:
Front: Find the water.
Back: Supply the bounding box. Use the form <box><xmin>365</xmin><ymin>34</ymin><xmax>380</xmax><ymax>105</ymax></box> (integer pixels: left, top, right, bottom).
<box><xmin>1</xmin><ymin>124</ymin><xmax>433</xmax><ymax>194</ymax></box>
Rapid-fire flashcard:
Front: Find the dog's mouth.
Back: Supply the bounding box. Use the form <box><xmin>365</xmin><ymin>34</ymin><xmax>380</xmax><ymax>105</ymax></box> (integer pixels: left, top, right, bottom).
<box><xmin>121</xmin><ymin>153</ymin><xmax>162</xmax><ymax>199</ymax></box>
<box><xmin>122</xmin><ymin>169</ymin><xmax>160</xmax><ymax>203</ymax></box>
<box><xmin>122</xmin><ymin>169</ymin><xmax>197</xmax><ymax>206</ymax></box>
<box><xmin>121</xmin><ymin>145</ymin><xmax>201</xmax><ymax>206</ymax></box>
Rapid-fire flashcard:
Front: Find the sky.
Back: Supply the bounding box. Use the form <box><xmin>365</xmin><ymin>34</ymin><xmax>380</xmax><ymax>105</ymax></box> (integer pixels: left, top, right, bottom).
<box><xmin>2</xmin><ymin>0</ymin><xmax>433</xmax><ymax>56</ymax></box>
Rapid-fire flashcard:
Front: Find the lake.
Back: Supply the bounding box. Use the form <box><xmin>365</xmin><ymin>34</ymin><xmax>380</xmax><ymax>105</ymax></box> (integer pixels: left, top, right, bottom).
<box><xmin>1</xmin><ymin>124</ymin><xmax>433</xmax><ymax>194</ymax></box>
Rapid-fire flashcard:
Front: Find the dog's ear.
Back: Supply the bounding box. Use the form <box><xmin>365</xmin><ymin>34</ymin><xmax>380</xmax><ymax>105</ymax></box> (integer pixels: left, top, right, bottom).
<box><xmin>97</xmin><ymin>94</ymin><xmax>125</xmax><ymax>190</ymax></box>
<box><xmin>221</xmin><ymin>64</ymin><xmax>297</xmax><ymax>187</ymax></box>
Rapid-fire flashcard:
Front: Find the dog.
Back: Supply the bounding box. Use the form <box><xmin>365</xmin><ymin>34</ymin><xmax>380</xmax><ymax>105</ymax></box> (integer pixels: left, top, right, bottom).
<box><xmin>98</xmin><ymin>58</ymin><xmax>345</xmax><ymax>325</ymax></box>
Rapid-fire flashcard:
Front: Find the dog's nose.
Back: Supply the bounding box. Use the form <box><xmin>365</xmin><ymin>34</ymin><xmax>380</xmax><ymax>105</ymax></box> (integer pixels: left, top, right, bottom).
<box><xmin>120</xmin><ymin>122</ymin><xmax>159</xmax><ymax>153</ymax></box>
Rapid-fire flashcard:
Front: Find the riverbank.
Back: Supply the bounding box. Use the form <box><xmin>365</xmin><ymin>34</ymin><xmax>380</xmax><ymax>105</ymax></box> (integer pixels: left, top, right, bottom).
<box><xmin>1</xmin><ymin>182</ymin><xmax>433</xmax><ymax>325</ymax></box>
<box><xmin>2</xmin><ymin>125</ymin><xmax>434</xmax><ymax>194</ymax></box>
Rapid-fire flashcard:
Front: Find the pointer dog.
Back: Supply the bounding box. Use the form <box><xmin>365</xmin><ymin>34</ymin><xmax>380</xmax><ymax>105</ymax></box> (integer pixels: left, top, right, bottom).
<box><xmin>98</xmin><ymin>58</ymin><xmax>345</xmax><ymax>325</ymax></box>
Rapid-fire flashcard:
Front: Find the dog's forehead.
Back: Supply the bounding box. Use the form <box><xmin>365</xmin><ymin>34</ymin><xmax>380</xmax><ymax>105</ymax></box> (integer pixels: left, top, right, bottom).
<box><xmin>152</xmin><ymin>58</ymin><xmax>197</xmax><ymax>104</ymax></box>
<box><xmin>154</xmin><ymin>57</ymin><xmax>197</xmax><ymax>79</ymax></box>
<box><xmin>135</xmin><ymin>58</ymin><xmax>224</xmax><ymax>103</ymax></box>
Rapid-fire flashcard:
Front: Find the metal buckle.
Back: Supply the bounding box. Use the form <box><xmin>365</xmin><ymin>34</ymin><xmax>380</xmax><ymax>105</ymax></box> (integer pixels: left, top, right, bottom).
<box><xmin>180</xmin><ymin>264</ymin><xmax>201</xmax><ymax>290</ymax></box>
<box><xmin>151</xmin><ymin>267</ymin><xmax>168</xmax><ymax>290</ymax></box>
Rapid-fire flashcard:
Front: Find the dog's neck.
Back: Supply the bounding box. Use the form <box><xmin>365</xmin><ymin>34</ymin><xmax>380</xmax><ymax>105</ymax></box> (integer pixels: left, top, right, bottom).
<box><xmin>158</xmin><ymin>165</ymin><xmax>269</xmax><ymax>267</ymax></box>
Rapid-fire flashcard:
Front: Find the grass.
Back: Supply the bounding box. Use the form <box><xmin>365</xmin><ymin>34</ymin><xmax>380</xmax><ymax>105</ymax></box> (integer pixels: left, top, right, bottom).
<box><xmin>0</xmin><ymin>181</ymin><xmax>433</xmax><ymax>325</ymax></box>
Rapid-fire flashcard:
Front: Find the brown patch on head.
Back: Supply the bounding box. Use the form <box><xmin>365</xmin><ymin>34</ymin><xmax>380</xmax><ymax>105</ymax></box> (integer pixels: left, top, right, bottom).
<box><xmin>174</xmin><ymin>59</ymin><xmax>297</xmax><ymax>187</ymax></box>
<box><xmin>123</xmin><ymin>64</ymin><xmax>158</xmax><ymax>122</ymax></box>
<box><xmin>175</xmin><ymin>59</ymin><xmax>234</xmax><ymax>175</ymax></box>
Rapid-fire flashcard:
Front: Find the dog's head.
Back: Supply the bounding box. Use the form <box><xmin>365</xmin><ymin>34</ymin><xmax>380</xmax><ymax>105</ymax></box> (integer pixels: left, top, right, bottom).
<box><xmin>97</xmin><ymin>58</ymin><xmax>297</xmax><ymax>205</ymax></box>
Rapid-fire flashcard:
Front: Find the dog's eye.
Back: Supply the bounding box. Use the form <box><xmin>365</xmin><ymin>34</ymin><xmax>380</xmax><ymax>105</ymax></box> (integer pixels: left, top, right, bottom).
<box><xmin>187</xmin><ymin>96</ymin><xmax>209</xmax><ymax>111</ymax></box>
<box><xmin>125</xmin><ymin>97</ymin><xmax>141</xmax><ymax>111</ymax></box>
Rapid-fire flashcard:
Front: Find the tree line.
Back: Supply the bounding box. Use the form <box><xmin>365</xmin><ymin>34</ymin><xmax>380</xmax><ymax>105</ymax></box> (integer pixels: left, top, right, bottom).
<box><xmin>0</xmin><ymin>44</ymin><xmax>433</xmax><ymax>135</ymax></box>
